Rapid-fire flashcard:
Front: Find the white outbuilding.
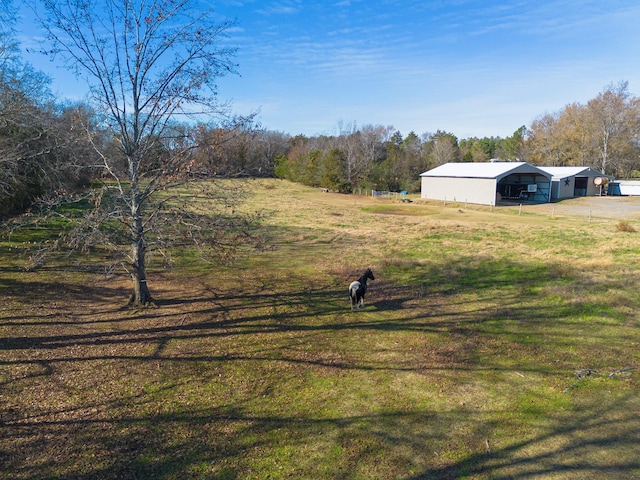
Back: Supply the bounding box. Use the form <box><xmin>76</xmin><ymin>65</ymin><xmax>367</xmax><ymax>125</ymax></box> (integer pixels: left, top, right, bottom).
<box><xmin>538</xmin><ymin>166</ymin><xmax>609</xmax><ymax>199</ymax></box>
<box><xmin>609</xmin><ymin>180</ymin><xmax>640</xmax><ymax>196</ymax></box>
<box><xmin>420</xmin><ymin>162</ymin><xmax>552</xmax><ymax>206</ymax></box>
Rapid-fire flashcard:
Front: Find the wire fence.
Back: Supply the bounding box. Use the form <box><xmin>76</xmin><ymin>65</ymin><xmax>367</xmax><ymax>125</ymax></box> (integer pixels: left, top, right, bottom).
<box><xmin>372</xmin><ymin>190</ymin><xmax>408</xmax><ymax>200</ymax></box>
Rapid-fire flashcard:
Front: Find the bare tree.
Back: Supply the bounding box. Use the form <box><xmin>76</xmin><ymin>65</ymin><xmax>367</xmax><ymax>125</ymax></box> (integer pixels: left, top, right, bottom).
<box><xmin>527</xmin><ymin>113</ymin><xmax>559</xmax><ymax>165</ymax></box>
<box><xmin>335</xmin><ymin>120</ymin><xmax>363</xmax><ymax>189</ymax></box>
<box><xmin>359</xmin><ymin>124</ymin><xmax>392</xmax><ymax>173</ymax></box>
<box><xmin>584</xmin><ymin>81</ymin><xmax>639</xmax><ymax>175</ymax></box>
<box><xmin>0</xmin><ymin>1</ymin><xmax>18</xmax><ymax>72</ymax></box>
<box><xmin>253</xmin><ymin>130</ymin><xmax>289</xmax><ymax>176</ymax></box>
<box><xmin>0</xmin><ymin>1</ymin><xmax>91</xmax><ymax>216</ymax></box>
<box><xmin>191</xmin><ymin>118</ymin><xmax>272</xmax><ymax>177</ymax></box>
<box><xmin>36</xmin><ymin>0</ymin><xmax>256</xmax><ymax>306</ymax></box>
<box><xmin>526</xmin><ymin>82</ymin><xmax>640</xmax><ymax>175</ymax></box>
<box><xmin>429</xmin><ymin>131</ymin><xmax>459</xmax><ymax>166</ymax></box>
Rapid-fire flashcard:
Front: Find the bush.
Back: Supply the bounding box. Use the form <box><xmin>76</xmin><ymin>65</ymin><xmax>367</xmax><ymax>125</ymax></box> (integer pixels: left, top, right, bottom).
<box><xmin>616</xmin><ymin>220</ymin><xmax>636</xmax><ymax>232</ymax></box>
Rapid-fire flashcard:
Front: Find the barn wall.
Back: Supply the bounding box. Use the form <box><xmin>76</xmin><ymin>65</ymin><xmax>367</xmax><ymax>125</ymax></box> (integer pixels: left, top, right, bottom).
<box><xmin>554</xmin><ymin>177</ymin><xmax>575</xmax><ymax>199</ymax></box>
<box><xmin>585</xmin><ymin>178</ymin><xmax>602</xmax><ymax>196</ymax></box>
<box><xmin>553</xmin><ymin>175</ymin><xmax>604</xmax><ymax>198</ymax></box>
<box><xmin>421</xmin><ymin>177</ymin><xmax>497</xmax><ymax>205</ymax></box>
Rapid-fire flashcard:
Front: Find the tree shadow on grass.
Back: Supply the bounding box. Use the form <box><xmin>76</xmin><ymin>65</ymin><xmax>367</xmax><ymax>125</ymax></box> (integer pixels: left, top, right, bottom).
<box><xmin>3</xmin><ymin>391</ymin><xmax>639</xmax><ymax>479</ymax></box>
<box><xmin>1</xmin><ymin>256</ymin><xmax>639</xmax><ymax>478</ymax></box>
<box><xmin>0</xmin><ymin>255</ymin><xmax>633</xmax><ymax>373</ymax></box>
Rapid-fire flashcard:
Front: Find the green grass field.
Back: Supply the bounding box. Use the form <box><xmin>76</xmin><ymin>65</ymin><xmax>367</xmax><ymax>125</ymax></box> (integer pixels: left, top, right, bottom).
<box><xmin>1</xmin><ymin>179</ymin><xmax>639</xmax><ymax>479</ymax></box>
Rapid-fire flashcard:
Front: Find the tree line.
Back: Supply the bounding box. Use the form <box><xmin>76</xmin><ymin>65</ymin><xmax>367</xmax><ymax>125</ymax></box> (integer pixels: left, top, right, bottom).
<box><xmin>273</xmin><ymin>125</ymin><xmax>528</xmax><ymax>193</ymax></box>
<box><xmin>5</xmin><ymin>79</ymin><xmax>637</xmax><ymax>216</ymax></box>
<box><xmin>275</xmin><ymin>81</ymin><xmax>640</xmax><ymax>193</ymax></box>
<box><xmin>0</xmin><ymin>2</ymin><xmax>92</xmax><ymax>217</ymax></box>
<box><xmin>3</xmin><ymin>24</ymin><xmax>639</xmax><ymax>216</ymax></box>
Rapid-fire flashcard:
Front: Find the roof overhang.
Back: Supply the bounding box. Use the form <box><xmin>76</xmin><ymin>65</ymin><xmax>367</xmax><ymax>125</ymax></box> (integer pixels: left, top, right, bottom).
<box><xmin>420</xmin><ymin>162</ymin><xmax>551</xmax><ymax>181</ymax></box>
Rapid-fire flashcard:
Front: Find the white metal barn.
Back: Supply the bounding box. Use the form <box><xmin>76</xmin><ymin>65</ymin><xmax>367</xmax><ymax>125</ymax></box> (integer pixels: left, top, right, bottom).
<box><xmin>420</xmin><ymin>162</ymin><xmax>552</xmax><ymax>206</ymax></box>
<box><xmin>538</xmin><ymin>166</ymin><xmax>608</xmax><ymax>199</ymax></box>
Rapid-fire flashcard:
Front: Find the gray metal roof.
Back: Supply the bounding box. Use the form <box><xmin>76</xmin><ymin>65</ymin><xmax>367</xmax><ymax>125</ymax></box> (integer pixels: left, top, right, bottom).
<box><xmin>538</xmin><ymin>166</ymin><xmax>603</xmax><ymax>178</ymax></box>
<box><xmin>420</xmin><ymin>162</ymin><xmax>550</xmax><ymax>180</ymax></box>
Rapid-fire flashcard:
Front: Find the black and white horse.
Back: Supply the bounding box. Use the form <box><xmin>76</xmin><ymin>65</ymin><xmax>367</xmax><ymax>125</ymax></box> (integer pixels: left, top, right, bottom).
<box><xmin>349</xmin><ymin>268</ymin><xmax>375</xmax><ymax>311</ymax></box>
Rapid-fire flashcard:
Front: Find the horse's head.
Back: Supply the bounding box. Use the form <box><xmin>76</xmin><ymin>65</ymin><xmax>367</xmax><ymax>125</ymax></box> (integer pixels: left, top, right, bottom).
<box><xmin>364</xmin><ymin>268</ymin><xmax>375</xmax><ymax>281</ymax></box>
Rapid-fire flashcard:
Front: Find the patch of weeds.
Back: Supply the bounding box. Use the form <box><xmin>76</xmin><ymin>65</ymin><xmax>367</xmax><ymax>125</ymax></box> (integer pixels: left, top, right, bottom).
<box><xmin>616</xmin><ymin>220</ymin><xmax>636</xmax><ymax>232</ymax></box>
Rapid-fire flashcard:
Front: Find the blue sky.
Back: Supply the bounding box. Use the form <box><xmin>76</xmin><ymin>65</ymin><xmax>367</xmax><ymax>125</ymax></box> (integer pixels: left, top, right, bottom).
<box><xmin>17</xmin><ymin>0</ymin><xmax>640</xmax><ymax>139</ymax></box>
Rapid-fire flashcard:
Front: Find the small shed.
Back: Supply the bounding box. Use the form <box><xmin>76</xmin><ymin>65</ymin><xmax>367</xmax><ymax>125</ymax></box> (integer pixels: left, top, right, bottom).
<box><xmin>538</xmin><ymin>166</ymin><xmax>609</xmax><ymax>199</ymax></box>
<box><xmin>420</xmin><ymin>162</ymin><xmax>552</xmax><ymax>206</ymax></box>
<box><xmin>609</xmin><ymin>180</ymin><xmax>640</xmax><ymax>196</ymax></box>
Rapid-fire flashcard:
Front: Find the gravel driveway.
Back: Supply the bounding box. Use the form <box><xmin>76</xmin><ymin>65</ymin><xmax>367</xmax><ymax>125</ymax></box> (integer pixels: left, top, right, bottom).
<box><xmin>502</xmin><ymin>196</ymin><xmax>640</xmax><ymax>221</ymax></box>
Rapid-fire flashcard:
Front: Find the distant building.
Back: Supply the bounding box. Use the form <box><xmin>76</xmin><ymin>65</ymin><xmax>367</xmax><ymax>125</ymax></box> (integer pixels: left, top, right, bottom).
<box><xmin>609</xmin><ymin>180</ymin><xmax>640</xmax><ymax>196</ymax></box>
<box><xmin>420</xmin><ymin>162</ymin><xmax>552</xmax><ymax>206</ymax></box>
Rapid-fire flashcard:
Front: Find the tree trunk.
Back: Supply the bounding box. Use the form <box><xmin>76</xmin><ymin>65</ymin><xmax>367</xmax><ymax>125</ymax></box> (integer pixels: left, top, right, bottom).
<box><xmin>128</xmin><ymin>235</ymin><xmax>153</xmax><ymax>306</ymax></box>
<box><xmin>128</xmin><ymin>188</ymin><xmax>154</xmax><ymax>307</ymax></box>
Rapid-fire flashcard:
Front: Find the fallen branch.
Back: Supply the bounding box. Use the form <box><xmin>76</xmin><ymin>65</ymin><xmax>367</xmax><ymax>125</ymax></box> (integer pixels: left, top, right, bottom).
<box><xmin>564</xmin><ymin>366</ymin><xmax>635</xmax><ymax>393</ymax></box>
<box><xmin>609</xmin><ymin>366</ymin><xmax>637</xmax><ymax>379</ymax></box>
<box><xmin>574</xmin><ymin>368</ymin><xmax>597</xmax><ymax>379</ymax></box>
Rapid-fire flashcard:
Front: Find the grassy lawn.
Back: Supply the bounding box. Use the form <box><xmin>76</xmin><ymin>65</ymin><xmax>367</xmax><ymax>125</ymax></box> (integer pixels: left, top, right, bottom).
<box><xmin>1</xmin><ymin>179</ymin><xmax>639</xmax><ymax>479</ymax></box>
